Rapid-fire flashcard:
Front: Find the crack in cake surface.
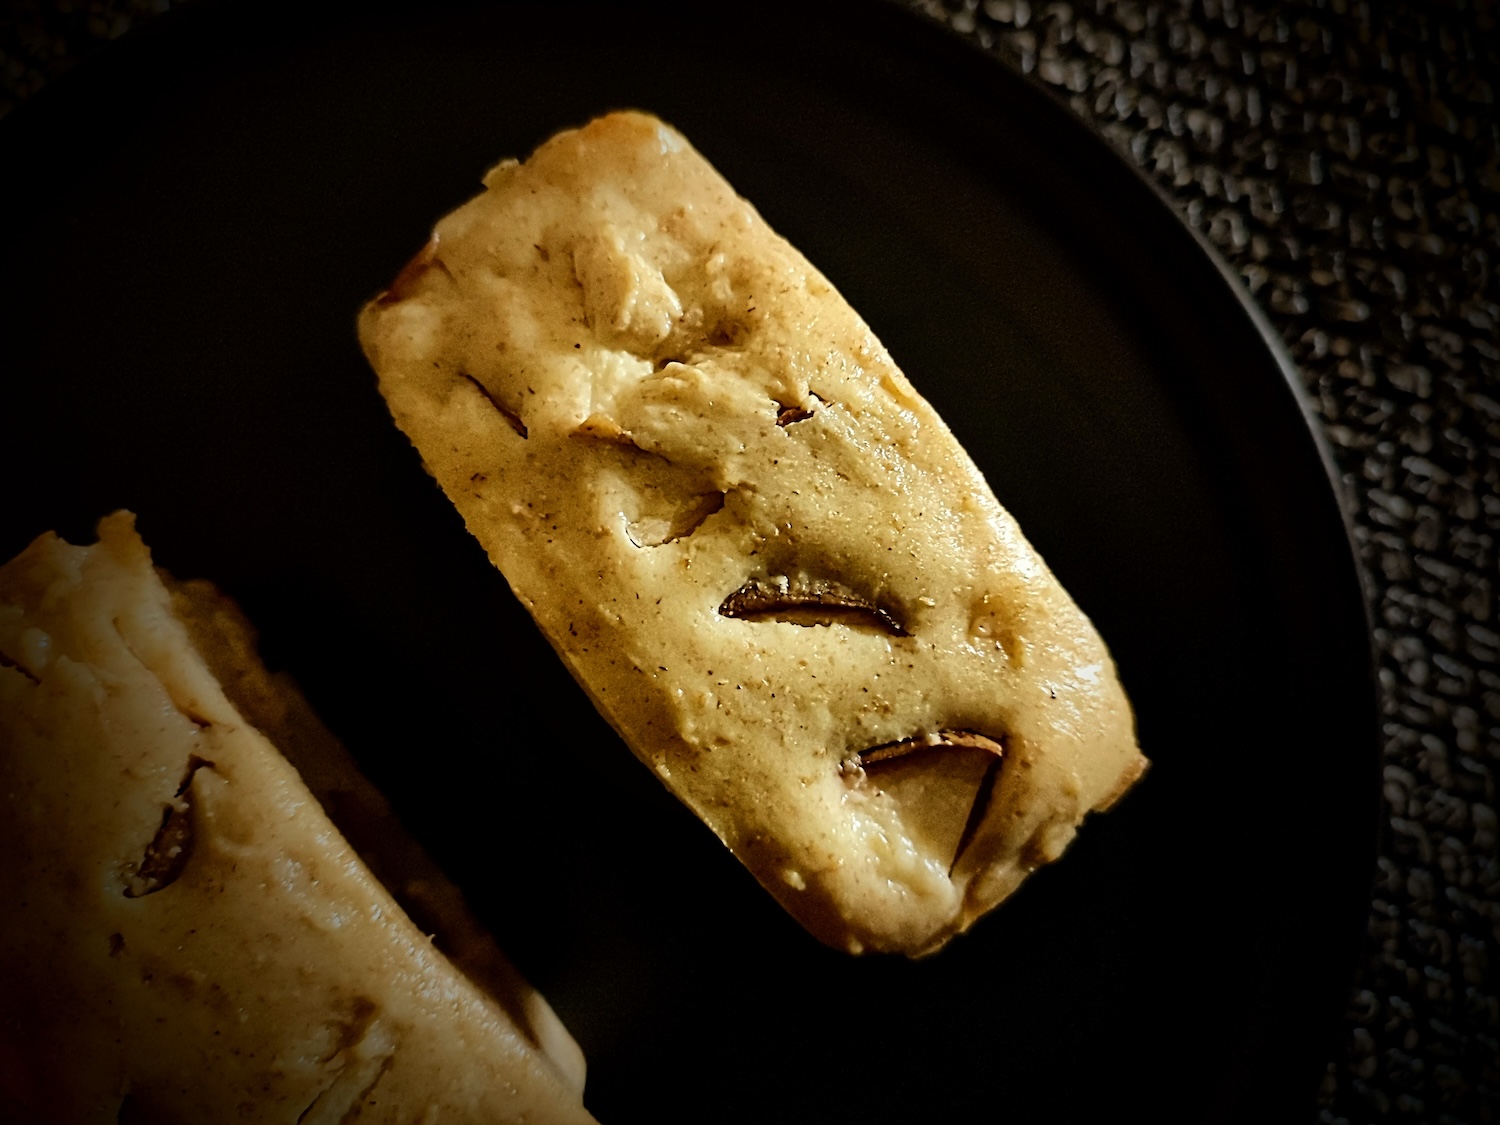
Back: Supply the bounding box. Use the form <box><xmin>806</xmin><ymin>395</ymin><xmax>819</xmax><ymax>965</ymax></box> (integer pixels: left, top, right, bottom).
<box><xmin>850</xmin><ymin>731</ymin><xmax>1006</xmax><ymax>874</ymax></box>
<box><xmin>122</xmin><ymin>756</ymin><xmax>215</xmax><ymax>899</ymax></box>
<box><xmin>718</xmin><ymin>575</ymin><xmax>908</xmax><ymax>636</ymax></box>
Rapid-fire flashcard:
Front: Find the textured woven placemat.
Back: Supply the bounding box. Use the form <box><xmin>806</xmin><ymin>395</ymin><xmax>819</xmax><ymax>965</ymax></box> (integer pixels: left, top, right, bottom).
<box><xmin>3</xmin><ymin>1</ymin><xmax>1497</xmax><ymax>1120</ymax></box>
<box><xmin>917</xmin><ymin>3</ymin><xmax>1500</xmax><ymax>1120</ymax></box>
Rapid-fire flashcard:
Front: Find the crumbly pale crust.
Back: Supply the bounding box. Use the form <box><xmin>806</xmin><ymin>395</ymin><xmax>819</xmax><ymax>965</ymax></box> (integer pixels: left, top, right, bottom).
<box><xmin>0</xmin><ymin>513</ymin><xmax>594</xmax><ymax>1124</ymax></box>
<box><xmin>359</xmin><ymin>112</ymin><xmax>1146</xmax><ymax>956</ymax></box>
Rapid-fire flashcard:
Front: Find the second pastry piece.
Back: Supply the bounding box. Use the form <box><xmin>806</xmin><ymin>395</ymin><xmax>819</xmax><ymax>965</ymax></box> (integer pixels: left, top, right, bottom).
<box><xmin>359</xmin><ymin>112</ymin><xmax>1146</xmax><ymax>956</ymax></box>
<box><xmin>0</xmin><ymin>514</ymin><xmax>592</xmax><ymax>1123</ymax></box>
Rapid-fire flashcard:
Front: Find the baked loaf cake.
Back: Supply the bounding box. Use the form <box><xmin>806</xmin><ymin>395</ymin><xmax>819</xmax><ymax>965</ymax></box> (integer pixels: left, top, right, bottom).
<box><xmin>359</xmin><ymin>112</ymin><xmax>1146</xmax><ymax>956</ymax></box>
<box><xmin>0</xmin><ymin>513</ymin><xmax>595</xmax><ymax>1124</ymax></box>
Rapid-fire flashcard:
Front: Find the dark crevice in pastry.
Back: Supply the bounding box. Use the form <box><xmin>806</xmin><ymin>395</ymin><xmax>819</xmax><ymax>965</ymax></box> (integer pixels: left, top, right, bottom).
<box><xmin>459</xmin><ymin>371</ymin><xmax>528</xmax><ymax>438</ymax></box>
<box><xmin>775</xmin><ymin>403</ymin><xmax>814</xmax><ymax>426</ymax></box>
<box><xmin>852</xmin><ymin>731</ymin><xmax>1005</xmax><ymax>873</ymax></box>
<box><xmin>124</xmin><ymin>756</ymin><xmax>214</xmax><ymax>899</ymax></box>
<box><xmin>718</xmin><ymin>575</ymin><xmax>907</xmax><ymax>636</ymax></box>
<box><xmin>0</xmin><ymin>648</ymin><xmax>39</xmax><ymax>685</ymax></box>
<box><xmin>949</xmin><ymin>751</ymin><xmax>1005</xmax><ymax>876</ymax></box>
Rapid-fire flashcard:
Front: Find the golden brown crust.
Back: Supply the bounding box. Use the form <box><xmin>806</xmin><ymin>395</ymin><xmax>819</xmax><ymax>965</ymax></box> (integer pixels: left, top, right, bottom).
<box><xmin>360</xmin><ymin>111</ymin><xmax>1146</xmax><ymax>955</ymax></box>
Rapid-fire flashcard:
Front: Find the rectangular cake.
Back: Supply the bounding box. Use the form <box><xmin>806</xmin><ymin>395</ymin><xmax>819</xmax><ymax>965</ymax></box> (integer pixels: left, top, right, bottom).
<box><xmin>358</xmin><ymin>112</ymin><xmax>1146</xmax><ymax>956</ymax></box>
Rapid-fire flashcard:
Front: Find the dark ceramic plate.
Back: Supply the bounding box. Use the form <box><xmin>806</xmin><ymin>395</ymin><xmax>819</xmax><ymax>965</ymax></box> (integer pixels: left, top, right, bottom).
<box><xmin>0</xmin><ymin>1</ymin><xmax>1377</xmax><ymax>1121</ymax></box>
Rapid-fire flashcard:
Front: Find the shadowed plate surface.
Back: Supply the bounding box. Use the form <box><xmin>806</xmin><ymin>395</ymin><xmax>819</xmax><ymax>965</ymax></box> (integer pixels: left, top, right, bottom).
<box><xmin>0</xmin><ymin>1</ymin><xmax>1377</xmax><ymax>1121</ymax></box>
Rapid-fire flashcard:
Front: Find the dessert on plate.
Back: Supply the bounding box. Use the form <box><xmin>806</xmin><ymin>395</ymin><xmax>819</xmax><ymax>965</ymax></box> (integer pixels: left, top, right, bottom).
<box><xmin>359</xmin><ymin>111</ymin><xmax>1146</xmax><ymax>956</ymax></box>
